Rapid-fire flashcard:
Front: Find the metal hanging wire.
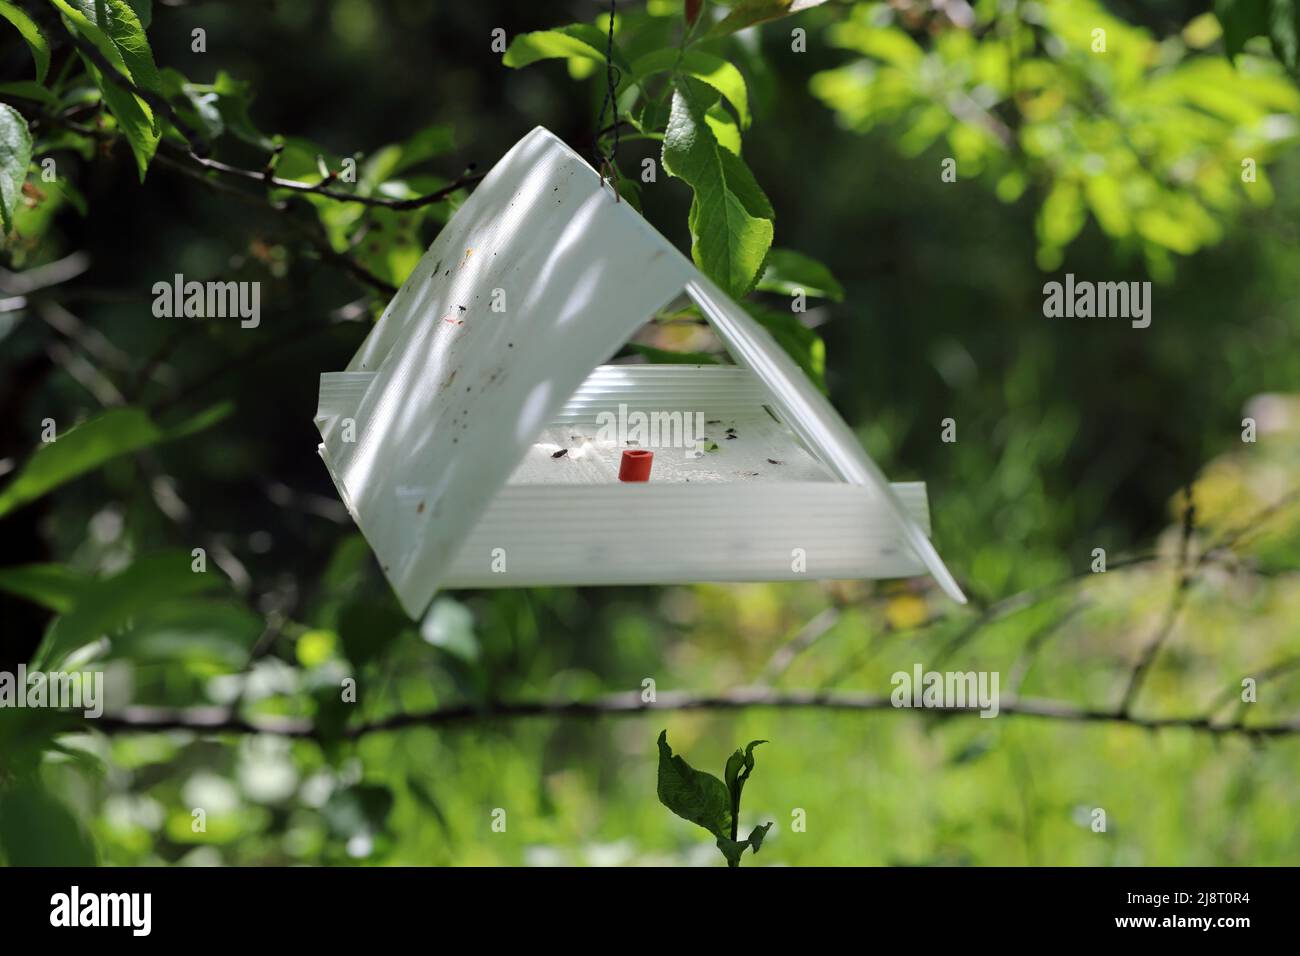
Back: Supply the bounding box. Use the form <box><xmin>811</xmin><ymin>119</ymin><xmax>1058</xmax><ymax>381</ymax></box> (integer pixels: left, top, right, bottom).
<box><xmin>594</xmin><ymin>0</ymin><xmax>622</xmax><ymax>201</ymax></box>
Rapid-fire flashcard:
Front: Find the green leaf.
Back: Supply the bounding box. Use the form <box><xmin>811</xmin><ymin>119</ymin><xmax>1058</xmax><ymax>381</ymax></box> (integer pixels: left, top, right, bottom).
<box><xmin>503</xmin><ymin>24</ymin><xmax>633</xmax><ymax>76</ymax></box>
<box><xmin>747</xmin><ymin>820</ymin><xmax>773</xmax><ymax>853</ymax></box>
<box><xmin>1268</xmin><ymin>0</ymin><xmax>1299</xmax><ymax>68</ymax></box>
<box><xmin>360</xmin><ymin>124</ymin><xmax>456</xmax><ymax>192</ymax></box>
<box><xmin>33</xmin><ymin>551</ymin><xmax>228</xmax><ymax>669</ymax></box>
<box><xmin>0</xmin><ymin>80</ymin><xmax>58</xmax><ymax>108</ymax></box>
<box><xmin>81</xmin><ymin>55</ymin><xmax>158</xmax><ymax>180</ymax></box>
<box><xmin>210</xmin><ymin>70</ymin><xmax>274</xmax><ymax>149</ymax></box>
<box><xmin>52</xmin><ymin>0</ymin><xmax>161</xmax><ymax>93</ymax></box>
<box><xmin>705</xmin><ymin>102</ymin><xmax>742</xmax><ymax>154</ymax></box>
<box><xmin>339</xmin><ymin>598</ymin><xmax>415</xmax><ymax>670</ymax></box>
<box><xmin>0</xmin><ymin>563</ymin><xmax>94</xmax><ymax>613</ymax></box>
<box><xmin>628</xmin><ymin>344</ymin><xmax>723</xmax><ymax>364</ymax></box>
<box><xmin>746</xmin><ymin>303</ymin><xmax>826</xmax><ymax>390</ymax></box>
<box><xmin>714</xmin><ymin>822</ymin><xmax>773</xmax><ymax>867</ymax></box>
<box><xmin>124</xmin><ymin>0</ymin><xmax>151</xmax><ymax>29</ymax></box>
<box><xmin>632</xmin><ymin>48</ymin><xmax>751</xmax><ymax>128</ymax></box>
<box><xmin>706</xmin><ymin>0</ymin><xmax>830</xmax><ymax>39</ymax></box>
<box><xmin>0</xmin><ymin>778</ymin><xmax>98</xmax><ymax>865</ymax></box>
<box><xmin>0</xmin><ymin>403</ymin><xmax>231</xmax><ymax>519</ymax></box>
<box><xmin>53</xmin><ymin>0</ymin><xmax>161</xmax><ymax>177</ymax></box>
<box><xmin>724</xmin><ymin>738</ymin><xmax>766</xmax><ymax>799</ymax></box>
<box><xmin>1216</xmin><ymin>0</ymin><xmax>1270</xmax><ymax>61</ymax></box>
<box><xmin>656</xmin><ymin>730</ymin><xmax>732</xmax><ymax>840</ymax></box>
<box><xmin>160</xmin><ymin>67</ymin><xmax>224</xmax><ymax>140</ymax></box>
<box><xmin>714</xmin><ymin>834</ymin><xmax>748</xmax><ymax>867</ymax></box>
<box><xmin>110</xmin><ymin>598</ymin><xmax>261</xmax><ymax>669</ymax></box>
<box><xmin>758</xmin><ymin>248</ymin><xmax>845</xmax><ymax>301</ymax></box>
<box><xmin>662</xmin><ymin>77</ymin><xmax>774</xmax><ymax>298</ymax></box>
<box><xmin>0</xmin><ymin>102</ymin><xmax>32</xmax><ymax>235</ymax></box>
<box><xmin>0</xmin><ymin>1</ymin><xmax>50</xmax><ymax>82</ymax></box>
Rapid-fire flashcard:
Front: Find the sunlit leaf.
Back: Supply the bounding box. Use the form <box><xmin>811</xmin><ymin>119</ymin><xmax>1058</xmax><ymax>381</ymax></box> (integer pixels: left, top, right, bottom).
<box><xmin>0</xmin><ymin>403</ymin><xmax>230</xmax><ymax>519</ymax></box>
<box><xmin>706</xmin><ymin>0</ymin><xmax>829</xmax><ymax>39</ymax></box>
<box><xmin>632</xmin><ymin>48</ymin><xmax>751</xmax><ymax>128</ymax></box>
<box><xmin>757</xmin><ymin>248</ymin><xmax>844</xmax><ymax>301</ymax></box>
<box><xmin>0</xmin><ymin>102</ymin><xmax>32</xmax><ymax>235</ymax></box>
<box><xmin>0</xmin><ymin>1</ymin><xmax>50</xmax><ymax>82</ymax></box>
<box><xmin>662</xmin><ymin>77</ymin><xmax>774</xmax><ymax>298</ymax></box>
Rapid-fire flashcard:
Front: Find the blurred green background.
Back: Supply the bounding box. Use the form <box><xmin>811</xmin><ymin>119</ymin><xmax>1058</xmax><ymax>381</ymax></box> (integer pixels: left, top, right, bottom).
<box><xmin>1</xmin><ymin>0</ymin><xmax>1298</xmax><ymax>866</ymax></box>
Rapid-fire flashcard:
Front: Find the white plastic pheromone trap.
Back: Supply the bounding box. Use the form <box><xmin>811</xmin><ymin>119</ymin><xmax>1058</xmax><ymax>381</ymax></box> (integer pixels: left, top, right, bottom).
<box><xmin>315</xmin><ymin>126</ymin><xmax>964</xmax><ymax>619</ymax></box>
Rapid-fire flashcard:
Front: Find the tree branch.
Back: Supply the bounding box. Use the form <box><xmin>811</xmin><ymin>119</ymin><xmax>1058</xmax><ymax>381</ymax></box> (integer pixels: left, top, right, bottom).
<box><xmin>94</xmin><ymin>687</ymin><xmax>1300</xmax><ymax>740</ymax></box>
<box><xmin>181</xmin><ymin>149</ymin><xmax>485</xmax><ymax>211</ymax></box>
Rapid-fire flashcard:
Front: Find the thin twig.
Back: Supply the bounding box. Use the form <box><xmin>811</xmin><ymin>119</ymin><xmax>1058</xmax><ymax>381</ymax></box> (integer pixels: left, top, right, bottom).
<box><xmin>759</xmin><ymin>606</ymin><xmax>841</xmax><ymax>683</ymax></box>
<box><xmin>1119</xmin><ymin>485</ymin><xmax>1196</xmax><ymax>714</ymax></box>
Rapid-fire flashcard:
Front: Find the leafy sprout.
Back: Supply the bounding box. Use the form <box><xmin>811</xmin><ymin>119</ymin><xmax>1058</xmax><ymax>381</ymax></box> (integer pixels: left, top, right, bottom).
<box><xmin>657</xmin><ymin>730</ymin><xmax>772</xmax><ymax>867</ymax></box>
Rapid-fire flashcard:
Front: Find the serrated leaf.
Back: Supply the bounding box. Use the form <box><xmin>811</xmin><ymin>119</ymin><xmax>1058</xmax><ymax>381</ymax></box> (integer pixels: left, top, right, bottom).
<box><xmin>632</xmin><ymin>49</ymin><xmax>751</xmax><ymax>128</ymax></box>
<box><xmin>662</xmin><ymin>77</ymin><xmax>774</xmax><ymax>298</ymax></box>
<box><xmin>52</xmin><ymin>0</ymin><xmax>161</xmax><ymax>93</ymax></box>
<box><xmin>81</xmin><ymin>55</ymin><xmax>157</xmax><ymax>180</ymax></box>
<box><xmin>0</xmin><ymin>102</ymin><xmax>32</xmax><ymax>235</ymax></box>
<box><xmin>0</xmin><ymin>1</ymin><xmax>50</xmax><ymax>82</ymax></box>
<box><xmin>503</xmin><ymin>23</ymin><xmax>633</xmax><ymax>76</ymax></box>
<box><xmin>124</xmin><ymin>0</ymin><xmax>151</xmax><ymax>29</ymax></box>
<box><xmin>656</xmin><ymin>730</ymin><xmax>732</xmax><ymax>840</ymax></box>
<box><xmin>707</xmin><ymin>0</ymin><xmax>830</xmax><ymax>39</ymax></box>
<box><xmin>54</xmin><ymin>0</ymin><xmax>161</xmax><ymax>177</ymax></box>
<box><xmin>0</xmin><ymin>403</ymin><xmax>230</xmax><ymax>519</ymax></box>
<box><xmin>758</xmin><ymin>248</ymin><xmax>844</xmax><ymax>301</ymax></box>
